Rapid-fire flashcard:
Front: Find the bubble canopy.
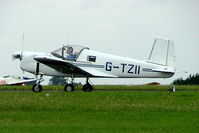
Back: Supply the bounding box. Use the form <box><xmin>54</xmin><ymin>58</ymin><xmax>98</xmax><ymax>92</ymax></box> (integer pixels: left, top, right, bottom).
<box><xmin>51</xmin><ymin>45</ymin><xmax>89</xmax><ymax>61</ymax></box>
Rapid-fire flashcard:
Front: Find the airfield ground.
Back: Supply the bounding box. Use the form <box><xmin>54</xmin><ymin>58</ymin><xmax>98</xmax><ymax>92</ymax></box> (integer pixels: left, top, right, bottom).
<box><xmin>0</xmin><ymin>85</ymin><xmax>199</xmax><ymax>91</ymax></box>
<box><xmin>0</xmin><ymin>85</ymin><xmax>198</xmax><ymax>133</ymax></box>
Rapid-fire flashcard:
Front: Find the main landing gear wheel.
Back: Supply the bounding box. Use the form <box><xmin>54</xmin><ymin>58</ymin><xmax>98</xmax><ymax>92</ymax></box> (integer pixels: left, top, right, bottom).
<box><xmin>83</xmin><ymin>83</ymin><xmax>93</xmax><ymax>92</ymax></box>
<box><xmin>32</xmin><ymin>84</ymin><xmax>43</xmax><ymax>92</ymax></box>
<box><xmin>64</xmin><ymin>84</ymin><xmax>75</xmax><ymax>92</ymax></box>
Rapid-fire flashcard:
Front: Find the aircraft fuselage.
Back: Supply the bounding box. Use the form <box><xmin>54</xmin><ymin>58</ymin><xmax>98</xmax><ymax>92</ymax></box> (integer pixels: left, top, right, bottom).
<box><xmin>20</xmin><ymin>49</ymin><xmax>174</xmax><ymax>78</ymax></box>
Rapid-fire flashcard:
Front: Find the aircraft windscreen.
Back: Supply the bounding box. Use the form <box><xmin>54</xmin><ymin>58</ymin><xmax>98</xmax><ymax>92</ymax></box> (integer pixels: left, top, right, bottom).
<box><xmin>51</xmin><ymin>48</ymin><xmax>63</xmax><ymax>58</ymax></box>
<box><xmin>51</xmin><ymin>45</ymin><xmax>89</xmax><ymax>61</ymax></box>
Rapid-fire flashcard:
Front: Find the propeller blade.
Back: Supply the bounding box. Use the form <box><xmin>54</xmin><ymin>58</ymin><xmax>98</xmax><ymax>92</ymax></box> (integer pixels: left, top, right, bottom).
<box><xmin>12</xmin><ymin>51</ymin><xmax>22</xmax><ymax>60</ymax></box>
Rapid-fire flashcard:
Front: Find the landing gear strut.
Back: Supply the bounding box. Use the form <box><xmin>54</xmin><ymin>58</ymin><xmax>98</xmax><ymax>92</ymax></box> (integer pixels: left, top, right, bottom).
<box><xmin>32</xmin><ymin>75</ymin><xmax>44</xmax><ymax>92</ymax></box>
<box><xmin>83</xmin><ymin>77</ymin><xmax>93</xmax><ymax>92</ymax></box>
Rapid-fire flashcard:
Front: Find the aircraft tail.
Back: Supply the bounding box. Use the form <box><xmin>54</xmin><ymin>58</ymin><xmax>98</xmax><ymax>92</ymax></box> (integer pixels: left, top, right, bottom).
<box><xmin>147</xmin><ymin>38</ymin><xmax>175</xmax><ymax>67</ymax></box>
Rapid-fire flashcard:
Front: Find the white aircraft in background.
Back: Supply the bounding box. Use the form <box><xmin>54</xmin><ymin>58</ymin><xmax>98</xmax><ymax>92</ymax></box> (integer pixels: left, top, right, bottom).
<box><xmin>12</xmin><ymin>38</ymin><xmax>175</xmax><ymax>92</ymax></box>
<box><xmin>0</xmin><ymin>75</ymin><xmax>36</xmax><ymax>86</ymax></box>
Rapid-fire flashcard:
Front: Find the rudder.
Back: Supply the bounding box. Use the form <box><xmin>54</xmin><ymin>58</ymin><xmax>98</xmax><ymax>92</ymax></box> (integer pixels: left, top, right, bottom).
<box><xmin>148</xmin><ymin>38</ymin><xmax>175</xmax><ymax>67</ymax></box>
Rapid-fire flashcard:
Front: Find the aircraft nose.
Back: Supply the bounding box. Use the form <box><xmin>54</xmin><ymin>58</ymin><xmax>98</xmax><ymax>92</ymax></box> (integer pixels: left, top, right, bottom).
<box><xmin>12</xmin><ymin>51</ymin><xmax>22</xmax><ymax>60</ymax></box>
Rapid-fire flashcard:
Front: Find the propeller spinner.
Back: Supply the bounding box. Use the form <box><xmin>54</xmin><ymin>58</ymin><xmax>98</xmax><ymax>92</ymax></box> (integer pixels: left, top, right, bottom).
<box><xmin>12</xmin><ymin>51</ymin><xmax>23</xmax><ymax>60</ymax></box>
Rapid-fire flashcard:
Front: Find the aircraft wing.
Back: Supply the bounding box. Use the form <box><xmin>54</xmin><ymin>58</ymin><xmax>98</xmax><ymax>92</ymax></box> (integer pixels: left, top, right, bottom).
<box><xmin>33</xmin><ymin>56</ymin><xmax>117</xmax><ymax>78</ymax></box>
<box><xmin>78</xmin><ymin>67</ymin><xmax>117</xmax><ymax>77</ymax></box>
<box><xmin>7</xmin><ymin>79</ymin><xmax>36</xmax><ymax>85</ymax></box>
<box><xmin>0</xmin><ymin>78</ymin><xmax>36</xmax><ymax>86</ymax></box>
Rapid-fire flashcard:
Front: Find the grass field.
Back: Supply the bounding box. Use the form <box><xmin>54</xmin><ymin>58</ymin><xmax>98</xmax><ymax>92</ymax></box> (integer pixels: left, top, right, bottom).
<box><xmin>0</xmin><ymin>87</ymin><xmax>199</xmax><ymax>133</ymax></box>
<box><xmin>0</xmin><ymin>85</ymin><xmax>199</xmax><ymax>91</ymax></box>
<box><xmin>0</xmin><ymin>85</ymin><xmax>198</xmax><ymax>133</ymax></box>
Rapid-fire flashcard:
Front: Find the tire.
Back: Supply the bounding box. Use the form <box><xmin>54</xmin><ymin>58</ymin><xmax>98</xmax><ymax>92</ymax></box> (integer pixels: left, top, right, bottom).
<box><xmin>83</xmin><ymin>83</ymin><xmax>93</xmax><ymax>92</ymax></box>
<box><xmin>32</xmin><ymin>84</ymin><xmax>42</xmax><ymax>92</ymax></box>
<box><xmin>64</xmin><ymin>84</ymin><xmax>75</xmax><ymax>92</ymax></box>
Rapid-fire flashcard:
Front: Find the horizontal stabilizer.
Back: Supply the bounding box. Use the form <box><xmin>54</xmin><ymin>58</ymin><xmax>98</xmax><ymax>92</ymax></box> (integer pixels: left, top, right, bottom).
<box><xmin>152</xmin><ymin>68</ymin><xmax>175</xmax><ymax>74</ymax></box>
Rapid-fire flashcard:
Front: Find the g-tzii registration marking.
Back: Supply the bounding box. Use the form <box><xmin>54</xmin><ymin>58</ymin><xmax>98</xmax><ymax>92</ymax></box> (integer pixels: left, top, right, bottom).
<box><xmin>105</xmin><ymin>62</ymin><xmax>140</xmax><ymax>74</ymax></box>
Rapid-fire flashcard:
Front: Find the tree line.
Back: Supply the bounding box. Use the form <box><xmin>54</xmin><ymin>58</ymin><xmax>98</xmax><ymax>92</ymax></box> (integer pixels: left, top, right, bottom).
<box><xmin>49</xmin><ymin>76</ymin><xmax>68</xmax><ymax>85</ymax></box>
<box><xmin>173</xmin><ymin>73</ymin><xmax>199</xmax><ymax>85</ymax></box>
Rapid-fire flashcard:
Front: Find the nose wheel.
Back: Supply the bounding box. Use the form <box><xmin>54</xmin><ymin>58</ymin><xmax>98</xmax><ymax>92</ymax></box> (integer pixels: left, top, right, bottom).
<box><xmin>32</xmin><ymin>84</ymin><xmax>43</xmax><ymax>92</ymax></box>
<box><xmin>32</xmin><ymin>75</ymin><xmax>44</xmax><ymax>92</ymax></box>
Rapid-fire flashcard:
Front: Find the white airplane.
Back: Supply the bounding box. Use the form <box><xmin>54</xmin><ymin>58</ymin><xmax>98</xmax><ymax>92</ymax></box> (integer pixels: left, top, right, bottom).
<box><xmin>0</xmin><ymin>75</ymin><xmax>36</xmax><ymax>86</ymax></box>
<box><xmin>12</xmin><ymin>38</ymin><xmax>175</xmax><ymax>92</ymax></box>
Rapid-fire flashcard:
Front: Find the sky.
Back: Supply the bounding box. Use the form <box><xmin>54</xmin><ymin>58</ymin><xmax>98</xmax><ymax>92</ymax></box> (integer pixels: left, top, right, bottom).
<box><xmin>0</xmin><ymin>0</ymin><xmax>198</xmax><ymax>85</ymax></box>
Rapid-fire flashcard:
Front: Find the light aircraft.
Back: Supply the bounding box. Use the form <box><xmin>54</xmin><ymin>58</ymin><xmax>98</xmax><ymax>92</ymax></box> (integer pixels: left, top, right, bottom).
<box><xmin>12</xmin><ymin>38</ymin><xmax>175</xmax><ymax>92</ymax></box>
<box><xmin>0</xmin><ymin>75</ymin><xmax>36</xmax><ymax>86</ymax></box>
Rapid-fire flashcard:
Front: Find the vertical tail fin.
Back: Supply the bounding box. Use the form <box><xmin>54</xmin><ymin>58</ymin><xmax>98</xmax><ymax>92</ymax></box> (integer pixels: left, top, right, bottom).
<box><xmin>148</xmin><ymin>38</ymin><xmax>175</xmax><ymax>67</ymax></box>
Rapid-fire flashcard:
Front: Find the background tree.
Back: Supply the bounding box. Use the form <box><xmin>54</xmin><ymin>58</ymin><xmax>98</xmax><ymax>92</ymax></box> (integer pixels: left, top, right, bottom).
<box><xmin>49</xmin><ymin>76</ymin><xmax>68</xmax><ymax>85</ymax></box>
<box><xmin>173</xmin><ymin>73</ymin><xmax>199</xmax><ymax>85</ymax></box>
<box><xmin>24</xmin><ymin>80</ymin><xmax>37</xmax><ymax>86</ymax></box>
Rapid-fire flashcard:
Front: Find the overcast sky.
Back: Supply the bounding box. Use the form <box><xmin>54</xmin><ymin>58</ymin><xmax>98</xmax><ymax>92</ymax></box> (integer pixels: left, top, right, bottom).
<box><xmin>0</xmin><ymin>0</ymin><xmax>198</xmax><ymax>85</ymax></box>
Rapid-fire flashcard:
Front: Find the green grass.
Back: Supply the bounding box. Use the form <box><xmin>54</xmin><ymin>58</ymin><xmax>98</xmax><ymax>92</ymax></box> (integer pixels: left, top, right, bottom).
<box><xmin>0</xmin><ymin>91</ymin><xmax>198</xmax><ymax>133</ymax></box>
<box><xmin>0</xmin><ymin>85</ymin><xmax>199</xmax><ymax>91</ymax></box>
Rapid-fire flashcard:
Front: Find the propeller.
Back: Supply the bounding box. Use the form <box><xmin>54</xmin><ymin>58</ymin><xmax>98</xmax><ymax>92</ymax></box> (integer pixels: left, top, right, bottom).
<box><xmin>12</xmin><ymin>33</ymin><xmax>25</xmax><ymax>60</ymax></box>
<box><xmin>12</xmin><ymin>51</ymin><xmax>23</xmax><ymax>60</ymax></box>
<box><xmin>12</xmin><ymin>33</ymin><xmax>28</xmax><ymax>84</ymax></box>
